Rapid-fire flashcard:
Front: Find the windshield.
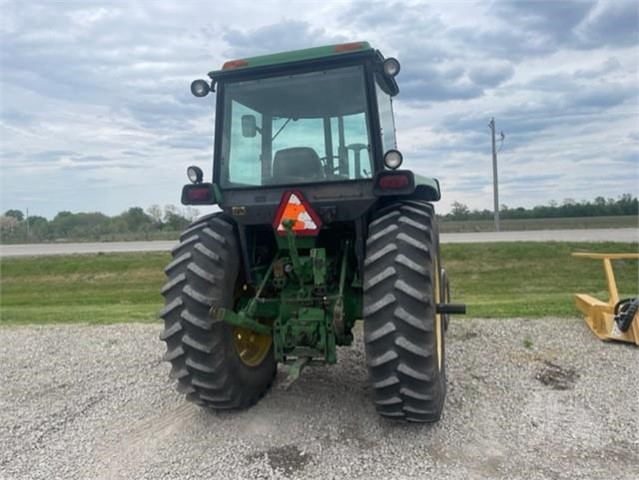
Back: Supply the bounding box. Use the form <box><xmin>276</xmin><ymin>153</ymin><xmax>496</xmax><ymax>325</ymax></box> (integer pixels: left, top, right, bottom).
<box><xmin>219</xmin><ymin>65</ymin><xmax>372</xmax><ymax>188</ymax></box>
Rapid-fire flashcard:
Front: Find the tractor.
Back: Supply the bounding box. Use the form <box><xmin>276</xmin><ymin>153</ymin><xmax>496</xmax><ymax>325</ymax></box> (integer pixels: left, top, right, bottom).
<box><xmin>160</xmin><ymin>41</ymin><xmax>465</xmax><ymax>422</ymax></box>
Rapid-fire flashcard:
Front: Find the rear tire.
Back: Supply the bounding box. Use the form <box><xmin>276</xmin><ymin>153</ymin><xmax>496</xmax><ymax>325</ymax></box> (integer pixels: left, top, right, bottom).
<box><xmin>363</xmin><ymin>201</ymin><xmax>446</xmax><ymax>422</ymax></box>
<box><xmin>159</xmin><ymin>215</ymin><xmax>276</xmax><ymax>409</ymax></box>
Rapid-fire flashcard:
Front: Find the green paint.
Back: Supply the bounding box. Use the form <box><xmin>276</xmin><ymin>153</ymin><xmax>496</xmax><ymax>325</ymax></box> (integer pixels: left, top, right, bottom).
<box><xmin>212</xmin><ymin>183</ymin><xmax>223</xmax><ymax>203</ymax></box>
<box><xmin>215</xmin><ymin>229</ymin><xmax>356</xmax><ymax>366</ymax></box>
<box><xmin>311</xmin><ymin>248</ymin><xmax>326</xmax><ymax>288</ymax></box>
<box><xmin>414</xmin><ymin>174</ymin><xmax>441</xmax><ymax>201</ymax></box>
<box><xmin>213</xmin><ymin>307</ymin><xmax>271</xmax><ymax>335</ymax></box>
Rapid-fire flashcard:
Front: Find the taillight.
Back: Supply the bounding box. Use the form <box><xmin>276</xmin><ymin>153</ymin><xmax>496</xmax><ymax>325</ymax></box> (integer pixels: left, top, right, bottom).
<box><xmin>187</xmin><ymin>187</ymin><xmax>210</xmax><ymax>201</ymax></box>
<box><xmin>373</xmin><ymin>170</ymin><xmax>415</xmax><ymax>196</ymax></box>
<box><xmin>379</xmin><ymin>174</ymin><xmax>410</xmax><ymax>189</ymax></box>
<box><xmin>181</xmin><ymin>184</ymin><xmax>215</xmax><ymax>205</ymax></box>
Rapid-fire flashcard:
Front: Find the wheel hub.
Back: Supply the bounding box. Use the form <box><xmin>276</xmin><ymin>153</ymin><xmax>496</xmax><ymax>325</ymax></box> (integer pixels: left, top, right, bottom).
<box><xmin>233</xmin><ymin>326</ymin><xmax>272</xmax><ymax>367</ymax></box>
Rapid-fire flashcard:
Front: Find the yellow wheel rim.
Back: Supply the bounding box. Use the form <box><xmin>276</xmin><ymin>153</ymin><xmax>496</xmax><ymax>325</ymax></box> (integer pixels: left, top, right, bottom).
<box><xmin>233</xmin><ymin>326</ymin><xmax>272</xmax><ymax>367</ymax></box>
<box><xmin>434</xmin><ymin>257</ymin><xmax>443</xmax><ymax>371</ymax></box>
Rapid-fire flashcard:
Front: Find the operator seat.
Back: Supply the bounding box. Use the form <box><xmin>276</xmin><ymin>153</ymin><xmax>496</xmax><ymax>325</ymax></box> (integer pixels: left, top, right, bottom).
<box><xmin>272</xmin><ymin>147</ymin><xmax>324</xmax><ymax>182</ymax></box>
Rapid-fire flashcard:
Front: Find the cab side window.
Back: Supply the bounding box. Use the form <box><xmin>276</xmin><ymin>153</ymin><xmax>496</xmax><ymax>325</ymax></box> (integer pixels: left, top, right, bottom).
<box><xmin>376</xmin><ymin>82</ymin><xmax>396</xmax><ymax>153</ymax></box>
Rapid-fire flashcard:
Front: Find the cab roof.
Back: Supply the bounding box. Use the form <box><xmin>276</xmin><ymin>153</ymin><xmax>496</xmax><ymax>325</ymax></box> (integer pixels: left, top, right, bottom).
<box><xmin>208</xmin><ymin>41</ymin><xmax>374</xmax><ymax>79</ymax></box>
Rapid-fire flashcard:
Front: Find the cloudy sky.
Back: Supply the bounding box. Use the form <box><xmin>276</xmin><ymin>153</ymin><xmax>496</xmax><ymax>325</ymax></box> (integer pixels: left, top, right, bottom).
<box><xmin>1</xmin><ymin>0</ymin><xmax>637</xmax><ymax>218</ymax></box>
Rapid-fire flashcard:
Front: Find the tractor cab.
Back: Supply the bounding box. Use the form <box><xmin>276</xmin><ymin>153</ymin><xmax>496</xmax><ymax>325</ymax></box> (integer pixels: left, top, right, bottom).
<box><xmin>201</xmin><ymin>43</ymin><xmax>397</xmax><ymax>187</ymax></box>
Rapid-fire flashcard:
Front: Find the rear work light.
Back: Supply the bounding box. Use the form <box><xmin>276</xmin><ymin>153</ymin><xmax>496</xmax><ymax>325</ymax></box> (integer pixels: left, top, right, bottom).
<box><xmin>181</xmin><ymin>183</ymin><xmax>216</xmax><ymax>205</ymax></box>
<box><xmin>373</xmin><ymin>170</ymin><xmax>415</xmax><ymax>196</ymax></box>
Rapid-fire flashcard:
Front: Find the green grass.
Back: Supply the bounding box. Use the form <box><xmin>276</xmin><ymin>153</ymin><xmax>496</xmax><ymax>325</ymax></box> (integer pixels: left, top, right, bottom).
<box><xmin>442</xmin><ymin>242</ymin><xmax>638</xmax><ymax>317</ymax></box>
<box><xmin>0</xmin><ymin>252</ymin><xmax>168</xmax><ymax>325</ymax></box>
<box><xmin>0</xmin><ymin>242</ymin><xmax>637</xmax><ymax>325</ymax></box>
<box><xmin>439</xmin><ymin>215</ymin><xmax>637</xmax><ymax>233</ymax></box>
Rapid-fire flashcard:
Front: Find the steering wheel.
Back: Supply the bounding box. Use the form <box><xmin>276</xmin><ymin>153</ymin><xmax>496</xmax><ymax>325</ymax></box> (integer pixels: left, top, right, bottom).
<box><xmin>318</xmin><ymin>155</ymin><xmax>342</xmax><ymax>175</ymax></box>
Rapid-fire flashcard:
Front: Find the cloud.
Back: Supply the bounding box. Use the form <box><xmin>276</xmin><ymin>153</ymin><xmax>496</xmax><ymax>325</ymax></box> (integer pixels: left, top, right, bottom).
<box><xmin>576</xmin><ymin>0</ymin><xmax>639</xmax><ymax>47</ymax></box>
<box><xmin>223</xmin><ymin>20</ymin><xmax>345</xmax><ymax>58</ymax></box>
<box><xmin>467</xmin><ymin>63</ymin><xmax>515</xmax><ymax>88</ymax></box>
<box><xmin>1</xmin><ymin>0</ymin><xmax>637</xmax><ymax>218</ymax></box>
<box><xmin>491</xmin><ymin>0</ymin><xmax>597</xmax><ymax>44</ymax></box>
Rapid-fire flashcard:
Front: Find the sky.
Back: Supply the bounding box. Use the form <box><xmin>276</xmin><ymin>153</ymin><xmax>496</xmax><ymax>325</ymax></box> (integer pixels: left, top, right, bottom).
<box><xmin>1</xmin><ymin>0</ymin><xmax>638</xmax><ymax>218</ymax></box>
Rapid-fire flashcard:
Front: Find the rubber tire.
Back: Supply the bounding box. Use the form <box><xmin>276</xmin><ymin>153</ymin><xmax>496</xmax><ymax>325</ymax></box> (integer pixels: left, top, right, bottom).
<box><xmin>159</xmin><ymin>214</ymin><xmax>276</xmax><ymax>409</ymax></box>
<box><xmin>616</xmin><ymin>298</ymin><xmax>638</xmax><ymax>333</ymax></box>
<box><xmin>363</xmin><ymin>200</ymin><xmax>446</xmax><ymax>422</ymax></box>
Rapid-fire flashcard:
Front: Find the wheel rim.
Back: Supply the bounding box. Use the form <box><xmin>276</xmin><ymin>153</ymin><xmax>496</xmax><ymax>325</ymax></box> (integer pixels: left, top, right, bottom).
<box><xmin>233</xmin><ymin>326</ymin><xmax>272</xmax><ymax>367</ymax></box>
<box><xmin>434</xmin><ymin>257</ymin><xmax>443</xmax><ymax>371</ymax></box>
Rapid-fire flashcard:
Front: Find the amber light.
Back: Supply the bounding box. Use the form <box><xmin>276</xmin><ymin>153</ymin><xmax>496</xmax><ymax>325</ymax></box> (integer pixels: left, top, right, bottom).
<box><xmin>379</xmin><ymin>174</ymin><xmax>410</xmax><ymax>189</ymax></box>
<box><xmin>335</xmin><ymin>42</ymin><xmax>363</xmax><ymax>52</ymax></box>
<box><xmin>223</xmin><ymin>59</ymin><xmax>249</xmax><ymax>69</ymax></box>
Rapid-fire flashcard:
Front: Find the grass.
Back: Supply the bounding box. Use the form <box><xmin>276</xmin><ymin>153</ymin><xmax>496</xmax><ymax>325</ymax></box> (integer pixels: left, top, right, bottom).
<box><xmin>439</xmin><ymin>215</ymin><xmax>637</xmax><ymax>233</ymax></box>
<box><xmin>442</xmin><ymin>241</ymin><xmax>638</xmax><ymax>317</ymax></box>
<box><xmin>0</xmin><ymin>252</ymin><xmax>168</xmax><ymax>325</ymax></box>
<box><xmin>0</xmin><ymin>242</ymin><xmax>637</xmax><ymax>325</ymax></box>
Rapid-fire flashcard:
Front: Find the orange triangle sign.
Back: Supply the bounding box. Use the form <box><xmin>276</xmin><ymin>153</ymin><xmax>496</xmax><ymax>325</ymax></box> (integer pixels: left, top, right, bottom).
<box><xmin>272</xmin><ymin>191</ymin><xmax>323</xmax><ymax>236</ymax></box>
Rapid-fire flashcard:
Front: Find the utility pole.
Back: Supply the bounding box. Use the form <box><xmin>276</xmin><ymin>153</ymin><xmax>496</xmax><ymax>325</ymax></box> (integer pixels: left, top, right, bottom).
<box><xmin>488</xmin><ymin>118</ymin><xmax>504</xmax><ymax>232</ymax></box>
<box><xmin>26</xmin><ymin>208</ymin><xmax>30</xmax><ymax>240</ymax></box>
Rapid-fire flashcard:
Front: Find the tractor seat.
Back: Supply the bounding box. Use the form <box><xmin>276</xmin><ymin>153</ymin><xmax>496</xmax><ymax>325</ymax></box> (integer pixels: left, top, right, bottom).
<box><xmin>272</xmin><ymin>147</ymin><xmax>324</xmax><ymax>182</ymax></box>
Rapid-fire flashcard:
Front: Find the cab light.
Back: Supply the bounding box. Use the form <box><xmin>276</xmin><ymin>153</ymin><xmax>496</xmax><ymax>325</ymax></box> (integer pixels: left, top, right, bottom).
<box><xmin>383</xmin><ymin>57</ymin><xmax>401</xmax><ymax>77</ymax></box>
<box><xmin>190</xmin><ymin>79</ymin><xmax>210</xmax><ymax>97</ymax></box>
<box><xmin>187</xmin><ymin>165</ymin><xmax>203</xmax><ymax>184</ymax></box>
<box><xmin>383</xmin><ymin>149</ymin><xmax>403</xmax><ymax>170</ymax></box>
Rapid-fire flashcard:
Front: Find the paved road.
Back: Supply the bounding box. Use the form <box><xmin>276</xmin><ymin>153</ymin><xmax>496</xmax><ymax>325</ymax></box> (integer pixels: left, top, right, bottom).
<box><xmin>0</xmin><ymin>240</ymin><xmax>176</xmax><ymax>257</ymax></box>
<box><xmin>1</xmin><ymin>318</ymin><xmax>637</xmax><ymax>480</ymax></box>
<box><xmin>1</xmin><ymin>228</ymin><xmax>637</xmax><ymax>257</ymax></box>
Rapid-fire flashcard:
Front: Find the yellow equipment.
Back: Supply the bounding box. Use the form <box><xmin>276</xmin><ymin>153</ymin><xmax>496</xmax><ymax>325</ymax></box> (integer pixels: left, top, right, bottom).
<box><xmin>573</xmin><ymin>252</ymin><xmax>639</xmax><ymax>346</ymax></box>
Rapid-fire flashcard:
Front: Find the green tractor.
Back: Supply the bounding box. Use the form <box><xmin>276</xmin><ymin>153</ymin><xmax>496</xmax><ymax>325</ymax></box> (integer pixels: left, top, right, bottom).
<box><xmin>160</xmin><ymin>41</ymin><xmax>465</xmax><ymax>422</ymax></box>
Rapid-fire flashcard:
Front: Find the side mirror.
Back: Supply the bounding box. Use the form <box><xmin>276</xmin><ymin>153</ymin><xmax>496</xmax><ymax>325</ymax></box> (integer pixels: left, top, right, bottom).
<box><xmin>241</xmin><ymin>115</ymin><xmax>257</xmax><ymax>137</ymax></box>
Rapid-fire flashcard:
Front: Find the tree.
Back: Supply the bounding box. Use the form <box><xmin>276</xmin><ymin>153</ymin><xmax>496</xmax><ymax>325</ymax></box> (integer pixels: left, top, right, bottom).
<box><xmin>121</xmin><ymin>207</ymin><xmax>152</xmax><ymax>232</ymax></box>
<box><xmin>163</xmin><ymin>204</ymin><xmax>189</xmax><ymax>231</ymax></box>
<box><xmin>450</xmin><ymin>201</ymin><xmax>470</xmax><ymax>219</ymax></box>
<box><xmin>0</xmin><ymin>216</ymin><xmax>23</xmax><ymax>243</ymax></box>
<box><xmin>4</xmin><ymin>209</ymin><xmax>24</xmax><ymax>221</ymax></box>
<box><xmin>146</xmin><ymin>204</ymin><xmax>163</xmax><ymax>224</ymax></box>
<box><xmin>163</xmin><ymin>204</ymin><xmax>180</xmax><ymax>222</ymax></box>
<box><xmin>28</xmin><ymin>216</ymin><xmax>50</xmax><ymax>240</ymax></box>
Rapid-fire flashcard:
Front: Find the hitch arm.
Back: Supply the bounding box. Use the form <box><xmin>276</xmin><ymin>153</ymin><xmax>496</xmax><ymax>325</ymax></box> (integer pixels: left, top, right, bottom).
<box><xmin>436</xmin><ymin>303</ymin><xmax>467</xmax><ymax>315</ymax></box>
<box><xmin>211</xmin><ymin>307</ymin><xmax>272</xmax><ymax>336</ymax></box>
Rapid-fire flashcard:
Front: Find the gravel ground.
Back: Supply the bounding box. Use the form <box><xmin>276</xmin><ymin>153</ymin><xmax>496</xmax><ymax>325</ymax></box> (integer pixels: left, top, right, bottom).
<box><xmin>1</xmin><ymin>318</ymin><xmax>637</xmax><ymax>480</ymax></box>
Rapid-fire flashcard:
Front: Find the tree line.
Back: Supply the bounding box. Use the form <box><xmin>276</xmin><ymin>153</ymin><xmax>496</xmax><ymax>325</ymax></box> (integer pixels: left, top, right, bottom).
<box><xmin>444</xmin><ymin>194</ymin><xmax>637</xmax><ymax>221</ymax></box>
<box><xmin>0</xmin><ymin>194</ymin><xmax>636</xmax><ymax>244</ymax></box>
<box><xmin>0</xmin><ymin>205</ymin><xmax>200</xmax><ymax>244</ymax></box>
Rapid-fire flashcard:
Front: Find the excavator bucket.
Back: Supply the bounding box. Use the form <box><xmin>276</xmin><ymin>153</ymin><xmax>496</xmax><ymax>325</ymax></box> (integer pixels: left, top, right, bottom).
<box><xmin>573</xmin><ymin>252</ymin><xmax>638</xmax><ymax>346</ymax></box>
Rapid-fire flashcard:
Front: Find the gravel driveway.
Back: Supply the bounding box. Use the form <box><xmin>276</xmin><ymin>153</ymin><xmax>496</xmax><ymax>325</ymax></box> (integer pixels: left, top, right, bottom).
<box><xmin>1</xmin><ymin>318</ymin><xmax>637</xmax><ymax>480</ymax></box>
